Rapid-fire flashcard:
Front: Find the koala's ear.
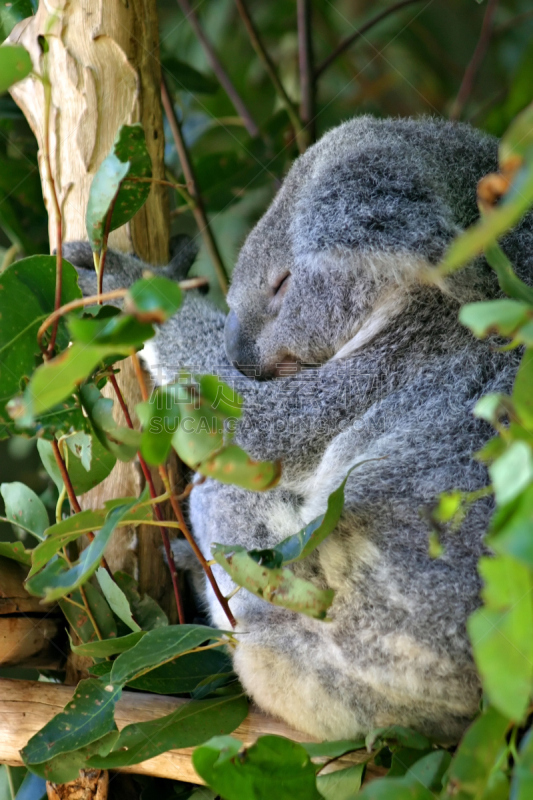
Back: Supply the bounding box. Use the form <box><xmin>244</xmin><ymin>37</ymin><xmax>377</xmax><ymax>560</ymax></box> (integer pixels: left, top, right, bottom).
<box><xmin>164</xmin><ymin>234</ymin><xmax>199</xmax><ymax>281</ymax></box>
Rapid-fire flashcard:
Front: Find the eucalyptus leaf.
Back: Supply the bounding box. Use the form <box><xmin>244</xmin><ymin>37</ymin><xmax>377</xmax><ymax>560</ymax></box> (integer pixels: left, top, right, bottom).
<box><xmin>0</xmin><ymin>44</ymin><xmax>32</xmax><ymax>95</ymax></box>
<box><xmin>162</xmin><ymin>56</ymin><xmax>219</xmax><ymax>94</ymax></box>
<box><xmin>0</xmin><ymin>541</ymin><xmax>31</xmax><ymax>565</ymax></box>
<box><xmin>212</xmin><ymin>543</ymin><xmax>334</xmax><ymax>620</ymax></box>
<box><xmin>316</xmin><ymin>763</ymin><xmax>364</xmax><ymax>800</ymax></box>
<box><xmin>70</xmin><ymin>630</ymin><xmax>144</xmax><ymax>658</ymax></box>
<box><xmin>96</xmin><ymin>566</ymin><xmax>141</xmax><ymax>632</ymax></box>
<box><xmin>60</xmin><ymin>582</ymin><xmax>117</xmax><ymax>644</ymax></box>
<box><xmin>90</xmin><ymin>694</ymin><xmax>248</xmax><ymax>769</ymax></box>
<box><xmin>0</xmin><ymin>256</ymin><xmax>81</xmax><ymax>437</ymax></box>
<box><xmin>21</xmin><ymin>678</ymin><xmax>121</xmax><ymax>765</ymax></box>
<box><xmin>113</xmin><ymin>571</ymin><xmax>169</xmax><ymax>630</ymax></box>
<box><xmin>197</xmin><ymin>444</ymin><xmax>281</xmax><ymax>491</ymax></box>
<box><xmin>511</xmin><ymin>726</ymin><xmax>533</xmax><ymax>800</ymax></box>
<box><xmin>86</xmin><ymin>124</ymin><xmax>151</xmax><ymax>251</ymax></box>
<box><xmin>0</xmin><ymin>481</ymin><xmax>48</xmax><ymax>540</ymax></box>
<box><xmin>126</xmin><ymin>276</ymin><xmax>182</xmax><ymax>324</ymax></box>
<box><xmin>459</xmin><ymin>300</ymin><xmax>530</xmax><ymax>339</ymax></box>
<box><xmin>192</xmin><ymin>735</ymin><xmax>323</xmax><ymax>800</ymax></box>
<box><xmin>489</xmin><ymin>442</ymin><xmax>533</xmax><ymax>506</ymax></box>
<box><xmin>110</xmin><ymin>624</ymin><xmax>230</xmax><ymax>685</ymax></box>
<box><xmin>26</xmin><ymin>499</ymin><xmax>139</xmax><ymax>601</ymax></box>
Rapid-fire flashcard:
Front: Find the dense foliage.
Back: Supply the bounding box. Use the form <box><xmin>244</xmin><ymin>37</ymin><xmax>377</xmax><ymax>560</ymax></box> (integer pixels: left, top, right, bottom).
<box><xmin>1</xmin><ymin>1</ymin><xmax>533</xmax><ymax>798</ymax></box>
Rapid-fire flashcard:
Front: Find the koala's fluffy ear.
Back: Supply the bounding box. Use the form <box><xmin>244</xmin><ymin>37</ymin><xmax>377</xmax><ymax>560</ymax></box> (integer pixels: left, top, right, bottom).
<box><xmin>166</xmin><ymin>234</ymin><xmax>199</xmax><ymax>281</ymax></box>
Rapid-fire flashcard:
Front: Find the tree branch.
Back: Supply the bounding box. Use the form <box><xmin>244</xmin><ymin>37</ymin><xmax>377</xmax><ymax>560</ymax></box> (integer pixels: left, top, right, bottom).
<box><xmin>450</xmin><ymin>0</ymin><xmax>499</xmax><ymax>121</ymax></box>
<box><xmin>233</xmin><ymin>0</ymin><xmax>306</xmax><ymax>152</ymax></box>
<box><xmin>314</xmin><ymin>0</ymin><xmax>424</xmax><ymax>79</ymax></box>
<box><xmin>161</xmin><ymin>78</ymin><xmax>230</xmax><ymax>295</ymax></box>
<box><xmin>297</xmin><ymin>0</ymin><xmax>315</xmax><ymax>148</ymax></box>
<box><xmin>175</xmin><ymin>0</ymin><xmax>260</xmax><ymax>138</ymax></box>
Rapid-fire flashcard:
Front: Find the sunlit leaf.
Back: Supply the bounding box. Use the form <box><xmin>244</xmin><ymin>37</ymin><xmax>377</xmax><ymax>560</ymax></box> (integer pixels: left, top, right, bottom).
<box><xmin>192</xmin><ymin>735</ymin><xmax>323</xmax><ymax>800</ymax></box>
<box><xmin>459</xmin><ymin>300</ymin><xmax>530</xmax><ymax>340</ymax></box>
<box><xmin>86</xmin><ymin>124</ymin><xmax>151</xmax><ymax>251</ymax></box>
<box><xmin>198</xmin><ymin>445</ymin><xmax>281</xmax><ymax>491</ymax></box>
<box><xmin>489</xmin><ymin>442</ymin><xmax>533</xmax><ymax>506</ymax></box>
<box><xmin>0</xmin><ymin>44</ymin><xmax>32</xmax><ymax>95</ymax></box>
<box><xmin>126</xmin><ymin>276</ymin><xmax>182</xmax><ymax>324</ymax></box>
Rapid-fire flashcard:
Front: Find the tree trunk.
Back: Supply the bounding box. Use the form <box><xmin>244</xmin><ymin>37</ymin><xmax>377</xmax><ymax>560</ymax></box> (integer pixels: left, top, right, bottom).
<box><xmin>8</xmin><ymin>0</ymin><xmax>178</xmax><ymax>627</ymax></box>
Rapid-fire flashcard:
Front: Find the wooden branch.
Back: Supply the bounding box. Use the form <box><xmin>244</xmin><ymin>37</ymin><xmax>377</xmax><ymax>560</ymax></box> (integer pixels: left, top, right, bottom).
<box><xmin>0</xmin><ymin>679</ymin><xmax>385</xmax><ymax>784</ymax></box>
<box><xmin>0</xmin><ymin>557</ymin><xmax>63</xmax><ymax>668</ymax></box>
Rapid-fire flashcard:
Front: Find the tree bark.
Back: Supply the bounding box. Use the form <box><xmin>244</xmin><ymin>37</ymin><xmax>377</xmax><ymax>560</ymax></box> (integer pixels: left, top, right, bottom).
<box><xmin>8</xmin><ymin>0</ymin><xmax>177</xmax><ymax>625</ymax></box>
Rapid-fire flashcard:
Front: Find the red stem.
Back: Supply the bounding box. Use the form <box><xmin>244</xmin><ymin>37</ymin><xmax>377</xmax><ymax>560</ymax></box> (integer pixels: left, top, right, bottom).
<box><xmin>109</xmin><ymin>373</ymin><xmax>185</xmax><ymax>624</ymax></box>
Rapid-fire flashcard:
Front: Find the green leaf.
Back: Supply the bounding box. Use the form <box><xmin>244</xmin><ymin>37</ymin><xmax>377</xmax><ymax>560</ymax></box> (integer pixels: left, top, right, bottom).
<box><xmin>357</xmin><ymin>778</ymin><xmax>433</xmax><ymax>799</ymax></box>
<box><xmin>27</xmin><ymin>731</ymin><xmax>119</xmax><ymax>785</ymax></box>
<box><xmin>21</xmin><ymin>678</ymin><xmax>121</xmax><ymax>765</ymax></box>
<box><xmin>162</xmin><ymin>56</ymin><xmax>219</xmax><ymax>94</ymax></box>
<box><xmin>513</xmin><ymin>353</ymin><xmax>533</xmax><ymax>428</ymax></box>
<box><xmin>0</xmin><ymin>256</ymin><xmax>81</xmax><ymax>437</ymax></box>
<box><xmin>511</xmin><ymin>726</ymin><xmax>533</xmax><ymax>800</ymax></box>
<box><xmin>0</xmin><ymin>44</ymin><xmax>32</xmax><ymax>95</ymax></box>
<box><xmin>29</xmin><ymin>495</ymin><xmax>150</xmax><ymax>578</ymax></box>
<box><xmin>197</xmin><ymin>374</ymin><xmax>243</xmax><ymax>419</ymax></box>
<box><xmin>500</xmin><ymin>101</ymin><xmax>533</xmax><ymax>166</ymax></box>
<box><xmin>485</xmin><ymin>244</ymin><xmax>533</xmax><ymax>305</ymax></box>
<box><xmin>26</xmin><ymin>499</ymin><xmax>139</xmax><ymax>601</ymax></box>
<box><xmin>0</xmin><ymin>541</ymin><xmax>31</xmax><ymax>565</ymax></box>
<box><xmin>489</xmin><ymin>485</ymin><xmax>533</xmax><ymax>565</ymax></box>
<box><xmin>86</xmin><ymin>124</ymin><xmax>151</xmax><ymax>251</ymax></box>
<box><xmin>90</xmin><ymin>694</ymin><xmax>248</xmax><ymax>769</ymax></box>
<box><xmin>126</xmin><ymin>276</ymin><xmax>182</xmax><ymax>324</ymax></box>
<box><xmin>80</xmin><ymin>383</ymin><xmax>141</xmax><ymax>462</ymax></box>
<box><xmin>193</xmin><ymin>735</ymin><xmax>323</xmax><ymax>800</ymax></box>
<box><xmin>441</xmin><ymin>157</ymin><xmax>533</xmax><ymax>274</ymax></box>
<box><xmin>113</xmin><ymin>571</ymin><xmax>169</xmax><ymax>630</ymax></box>
<box><xmin>20</xmin><ymin>341</ymin><xmax>133</xmax><ymax>421</ymax></box>
<box><xmin>212</xmin><ymin>543</ymin><xmax>334</xmax><ymax>620</ymax></box>
<box><xmin>71</xmin><ymin>630</ymin><xmax>144</xmax><ymax>658</ymax></box>
<box><xmin>468</xmin><ymin>555</ymin><xmax>533</xmax><ymax>721</ymax></box>
<box><xmin>459</xmin><ymin>300</ymin><xmax>530</xmax><ymax>339</ymax></box>
<box><xmin>172</xmin><ymin>407</ymin><xmax>225</xmax><ymax>466</ymax></box>
<box><xmin>317</xmin><ymin>764</ymin><xmax>365</xmax><ymax>800</ymax></box>
<box><xmin>302</xmin><ymin>740</ymin><xmax>365</xmax><ymax>759</ymax></box>
<box><xmin>110</xmin><ymin>624</ymin><xmax>230</xmax><ymax>685</ymax></box>
<box><xmin>0</xmin><ymin>481</ymin><xmax>48</xmax><ymax>540</ymax></box>
<box><xmin>96</xmin><ymin>567</ymin><xmax>141</xmax><ymax>632</ymax></box>
<box><xmin>137</xmin><ymin>389</ymin><xmax>180</xmax><ymax>466</ymax></box>
<box><xmin>60</xmin><ymin>582</ymin><xmax>117</xmax><ymax>644</ymax></box>
<box><xmin>441</xmin><ymin>707</ymin><xmax>509</xmax><ymax>799</ymax></box>
<box><xmin>68</xmin><ymin>310</ymin><xmax>154</xmax><ymax>349</ymax></box>
<box><xmin>126</xmin><ymin>649</ymin><xmax>234</xmax><ymax>695</ymax></box>
<box><xmin>250</xmin><ymin>471</ymin><xmax>352</xmax><ymax>568</ymax></box>
<box><xmin>197</xmin><ymin>444</ymin><xmax>281</xmax><ymax>491</ymax></box>
<box><xmin>489</xmin><ymin>442</ymin><xmax>533</xmax><ymax>506</ymax></box>
<box><xmin>365</xmin><ymin>726</ymin><xmax>431</xmax><ymax>752</ymax></box>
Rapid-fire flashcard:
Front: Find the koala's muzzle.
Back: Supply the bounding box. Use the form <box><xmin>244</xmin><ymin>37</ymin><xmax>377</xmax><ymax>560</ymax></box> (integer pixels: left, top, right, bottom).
<box><xmin>225</xmin><ymin>310</ymin><xmax>263</xmax><ymax>379</ymax></box>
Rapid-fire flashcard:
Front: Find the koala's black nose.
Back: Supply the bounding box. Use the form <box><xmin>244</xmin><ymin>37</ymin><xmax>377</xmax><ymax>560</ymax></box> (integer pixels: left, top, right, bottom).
<box><xmin>225</xmin><ymin>311</ymin><xmax>262</xmax><ymax>379</ymax></box>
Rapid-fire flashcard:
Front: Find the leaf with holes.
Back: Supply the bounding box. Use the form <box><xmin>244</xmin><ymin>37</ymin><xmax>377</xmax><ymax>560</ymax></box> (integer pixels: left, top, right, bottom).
<box><xmin>212</xmin><ymin>544</ymin><xmax>334</xmax><ymax>620</ymax></box>
<box><xmin>21</xmin><ymin>678</ymin><xmax>121</xmax><ymax>765</ymax></box>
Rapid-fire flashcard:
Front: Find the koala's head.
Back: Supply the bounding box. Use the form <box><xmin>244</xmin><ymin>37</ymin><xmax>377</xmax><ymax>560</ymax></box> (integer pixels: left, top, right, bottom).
<box><xmin>224</xmin><ymin>117</ymin><xmax>487</xmax><ymax>380</ymax></box>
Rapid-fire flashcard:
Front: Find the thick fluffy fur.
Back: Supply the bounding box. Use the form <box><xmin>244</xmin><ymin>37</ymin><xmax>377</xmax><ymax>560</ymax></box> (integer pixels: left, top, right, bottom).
<box><xmin>65</xmin><ymin>116</ymin><xmax>533</xmax><ymax>743</ymax></box>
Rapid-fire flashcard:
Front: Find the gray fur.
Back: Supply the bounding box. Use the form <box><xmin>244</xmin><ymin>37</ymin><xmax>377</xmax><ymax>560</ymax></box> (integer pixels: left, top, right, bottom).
<box><xmin>64</xmin><ymin>115</ymin><xmax>533</xmax><ymax>743</ymax></box>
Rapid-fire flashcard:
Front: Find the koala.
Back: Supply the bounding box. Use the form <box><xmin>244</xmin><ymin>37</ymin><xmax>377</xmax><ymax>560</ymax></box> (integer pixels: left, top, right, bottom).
<box><xmin>64</xmin><ymin>115</ymin><xmax>533</xmax><ymax>744</ymax></box>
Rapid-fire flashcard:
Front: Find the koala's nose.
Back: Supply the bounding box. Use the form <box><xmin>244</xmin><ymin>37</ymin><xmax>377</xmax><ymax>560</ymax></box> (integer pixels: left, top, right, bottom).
<box><xmin>224</xmin><ymin>311</ymin><xmax>262</xmax><ymax>379</ymax></box>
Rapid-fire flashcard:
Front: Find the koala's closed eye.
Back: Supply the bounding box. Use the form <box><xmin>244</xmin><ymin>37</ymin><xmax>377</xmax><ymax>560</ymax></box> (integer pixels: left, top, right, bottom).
<box><xmin>271</xmin><ymin>272</ymin><xmax>291</xmax><ymax>298</ymax></box>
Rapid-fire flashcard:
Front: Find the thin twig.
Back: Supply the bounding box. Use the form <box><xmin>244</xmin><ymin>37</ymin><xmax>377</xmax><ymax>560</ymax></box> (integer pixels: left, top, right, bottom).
<box><xmin>161</xmin><ymin>78</ymin><xmax>229</xmax><ymax>295</ymax></box>
<box><xmin>315</xmin><ymin>0</ymin><xmax>424</xmax><ymax>79</ymax></box>
<box><xmin>109</xmin><ymin>370</ymin><xmax>186</xmax><ymax>625</ymax></box>
<box><xmin>175</xmin><ymin>0</ymin><xmax>260</xmax><ymax>138</ymax></box>
<box><xmin>233</xmin><ymin>0</ymin><xmax>305</xmax><ymax>151</ymax></box>
<box><xmin>37</xmin><ymin>289</ymin><xmax>127</xmax><ymax>351</ymax></box>
<box><xmin>450</xmin><ymin>0</ymin><xmax>499</xmax><ymax>121</ymax></box>
<box><xmin>42</xmin><ymin>71</ymin><xmax>63</xmax><ymax>357</ymax></box>
<box><xmin>297</xmin><ymin>0</ymin><xmax>315</xmax><ymax>147</ymax></box>
<box><xmin>131</xmin><ymin>352</ymin><xmax>237</xmax><ymax>629</ymax></box>
<box><xmin>50</xmin><ymin>440</ymin><xmax>112</xmax><ymax>579</ymax></box>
